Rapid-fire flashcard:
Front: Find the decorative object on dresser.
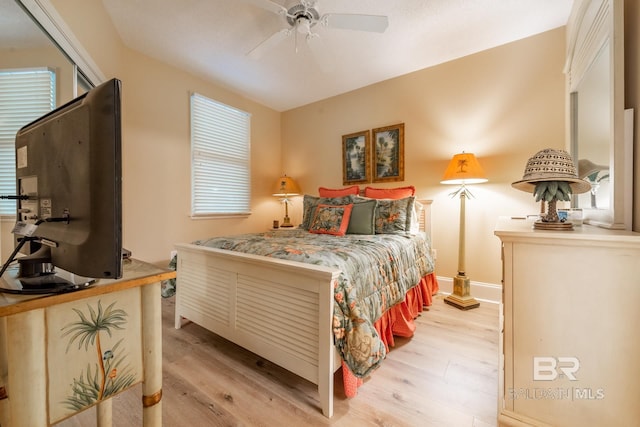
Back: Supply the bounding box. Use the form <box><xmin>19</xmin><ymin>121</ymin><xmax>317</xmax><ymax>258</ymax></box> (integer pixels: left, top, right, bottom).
<box><xmin>512</xmin><ymin>148</ymin><xmax>590</xmax><ymax>231</ymax></box>
<box><xmin>273</xmin><ymin>174</ymin><xmax>301</xmax><ymax>227</ymax></box>
<box><xmin>342</xmin><ymin>130</ymin><xmax>371</xmax><ymax>185</ymax></box>
<box><xmin>577</xmin><ymin>159</ymin><xmax>609</xmax><ymax>209</ymax></box>
<box><xmin>440</xmin><ymin>152</ymin><xmax>487</xmax><ymax>310</ymax></box>
<box><xmin>372</xmin><ymin>123</ymin><xmax>404</xmax><ymax>182</ymax></box>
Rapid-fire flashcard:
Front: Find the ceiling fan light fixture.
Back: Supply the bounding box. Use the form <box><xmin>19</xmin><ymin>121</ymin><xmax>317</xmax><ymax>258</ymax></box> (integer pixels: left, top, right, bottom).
<box><xmin>244</xmin><ymin>0</ymin><xmax>389</xmax><ymax>70</ymax></box>
<box><xmin>296</xmin><ymin>17</ymin><xmax>311</xmax><ymax>34</ymax></box>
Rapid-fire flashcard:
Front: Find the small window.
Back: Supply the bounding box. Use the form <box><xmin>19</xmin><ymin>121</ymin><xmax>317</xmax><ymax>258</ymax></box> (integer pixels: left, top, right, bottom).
<box><xmin>190</xmin><ymin>93</ymin><xmax>251</xmax><ymax>216</ymax></box>
<box><xmin>0</xmin><ymin>68</ymin><xmax>56</xmax><ymax>216</ymax></box>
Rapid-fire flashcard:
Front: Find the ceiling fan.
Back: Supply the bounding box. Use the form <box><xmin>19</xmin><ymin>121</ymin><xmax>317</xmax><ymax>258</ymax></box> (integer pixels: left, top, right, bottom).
<box><xmin>243</xmin><ymin>0</ymin><xmax>389</xmax><ymax>70</ymax></box>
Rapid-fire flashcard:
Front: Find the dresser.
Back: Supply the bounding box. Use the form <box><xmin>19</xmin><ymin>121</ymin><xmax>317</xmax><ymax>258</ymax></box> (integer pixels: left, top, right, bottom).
<box><xmin>495</xmin><ymin>218</ymin><xmax>640</xmax><ymax>426</ymax></box>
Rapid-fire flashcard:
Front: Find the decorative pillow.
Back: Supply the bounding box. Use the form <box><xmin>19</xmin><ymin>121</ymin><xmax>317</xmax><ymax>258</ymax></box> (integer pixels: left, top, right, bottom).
<box><xmin>318</xmin><ymin>186</ymin><xmax>360</xmax><ymax>197</ymax></box>
<box><xmin>364</xmin><ymin>185</ymin><xmax>415</xmax><ymax>199</ymax></box>
<box><xmin>309</xmin><ymin>204</ymin><xmax>353</xmax><ymax>236</ymax></box>
<box><xmin>300</xmin><ymin>194</ymin><xmax>355</xmax><ymax>230</ymax></box>
<box><xmin>346</xmin><ymin>199</ymin><xmax>377</xmax><ymax>235</ymax></box>
<box><xmin>374</xmin><ymin>196</ymin><xmax>415</xmax><ymax>234</ymax></box>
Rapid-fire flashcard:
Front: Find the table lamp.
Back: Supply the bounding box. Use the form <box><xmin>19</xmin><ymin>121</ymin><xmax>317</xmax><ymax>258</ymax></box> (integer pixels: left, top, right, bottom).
<box><xmin>273</xmin><ymin>175</ymin><xmax>301</xmax><ymax>227</ymax></box>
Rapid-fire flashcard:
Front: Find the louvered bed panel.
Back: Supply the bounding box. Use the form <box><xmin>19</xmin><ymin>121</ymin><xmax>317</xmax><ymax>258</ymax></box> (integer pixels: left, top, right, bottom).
<box><xmin>175</xmin><ymin>253</ymin><xmax>233</xmax><ymax>331</ymax></box>
<box><xmin>236</xmin><ymin>275</ymin><xmax>321</xmax><ymax>371</ymax></box>
<box><xmin>174</xmin><ymin>243</ymin><xmax>341</xmax><ymax>417</ymax></box>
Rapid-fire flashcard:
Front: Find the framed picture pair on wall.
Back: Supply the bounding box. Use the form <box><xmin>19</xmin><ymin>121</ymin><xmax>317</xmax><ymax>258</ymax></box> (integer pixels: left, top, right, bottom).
<box><xmin>341</xmin><ymin>123</ymin><xmax>404</xmax><ymax>185</ymax></box>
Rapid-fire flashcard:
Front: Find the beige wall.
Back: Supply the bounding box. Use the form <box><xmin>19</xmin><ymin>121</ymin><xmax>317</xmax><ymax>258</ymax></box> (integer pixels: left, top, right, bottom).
<box><xmin>282</xmin><ymin>28</ymin><xmax>567</xmax><ymax>285</ymax></box>
<box><xmin>118</xmin><ymin>49</ymin><xmax>283</xmax><ymax>261</ymax></box>
<box><xmin>44</xmin><ymin>0</ymin><xmax>283</xmax><ymax>265</ymax></box>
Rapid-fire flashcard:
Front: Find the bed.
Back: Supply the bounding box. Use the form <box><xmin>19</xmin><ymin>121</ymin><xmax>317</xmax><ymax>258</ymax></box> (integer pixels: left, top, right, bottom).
<box><xmin>174</xmin><ymin>192</ymin><xmax>437</xmax><ymax>418</ymax></box>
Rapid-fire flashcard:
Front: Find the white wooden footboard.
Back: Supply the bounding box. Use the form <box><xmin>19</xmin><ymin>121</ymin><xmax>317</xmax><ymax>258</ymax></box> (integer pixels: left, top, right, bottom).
<box><xmin>174</xmin><ymin>243</ymin><xmax>342</xmax><ymax>417</ymax></box>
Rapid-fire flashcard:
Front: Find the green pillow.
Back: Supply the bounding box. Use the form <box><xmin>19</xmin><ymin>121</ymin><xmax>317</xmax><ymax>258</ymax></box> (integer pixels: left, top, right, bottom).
<box><xmin>347</xmin><ymin>199</ymin><xmax>377</xmax><ymax>234</ymax></box>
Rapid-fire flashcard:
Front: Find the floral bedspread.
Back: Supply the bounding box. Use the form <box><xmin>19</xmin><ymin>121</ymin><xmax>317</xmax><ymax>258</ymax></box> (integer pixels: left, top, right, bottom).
<box><xmin>193</xmin><ymin>229</ymin><xmax>434</xmax><ymax>378</ymax></box>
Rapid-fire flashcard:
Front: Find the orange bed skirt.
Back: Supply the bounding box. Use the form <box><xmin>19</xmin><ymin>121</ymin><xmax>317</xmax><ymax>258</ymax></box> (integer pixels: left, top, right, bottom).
<box><xmin>342</xmin><ymin>272</ymin><xmax>439</xmax><ymax>397</ymax></box>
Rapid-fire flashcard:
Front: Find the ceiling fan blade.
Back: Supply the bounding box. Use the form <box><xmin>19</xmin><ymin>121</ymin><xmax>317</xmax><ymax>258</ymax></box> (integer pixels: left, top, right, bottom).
<box><xmin>321</xmin><ymin>14</ymin><xmax>389</xmax><ymax>33</ymax></box>
<box><xmin>241</xmin><ymin>0</ymin><xmax>288</xmax><ymax>16</ymax></box>
<box><xmin>306</xmin><ymin>33</ymin><xmax>335</xmax><ymax>73</ymax></box>
<box><xmin>248</xmin><ymin>28</ymin><xmax>292</xmax><ymax>59</ymax></box>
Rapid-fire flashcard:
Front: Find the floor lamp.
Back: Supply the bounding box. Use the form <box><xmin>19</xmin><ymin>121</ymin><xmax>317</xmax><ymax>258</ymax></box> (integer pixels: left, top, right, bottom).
<box><xmin>273</xmin><ymin>174</ymin><xmax>301</xmax><ymax>227</ymax></box>
<box><xmin>441</xmin><ymin>152</ymin><xmax>487</xmax><ymax>310</ymax></box>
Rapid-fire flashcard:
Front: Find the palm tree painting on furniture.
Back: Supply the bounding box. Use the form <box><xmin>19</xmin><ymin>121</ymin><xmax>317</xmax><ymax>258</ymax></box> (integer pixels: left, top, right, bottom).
<box><xmin>373</xmin><ymin>123</ymin><xmax>404</xmax><ymax>182</ymax></box>
<box><xmin>61</xmin><ymin>300</ymin><xmax>137</xmax><ymax>411</ymax></box>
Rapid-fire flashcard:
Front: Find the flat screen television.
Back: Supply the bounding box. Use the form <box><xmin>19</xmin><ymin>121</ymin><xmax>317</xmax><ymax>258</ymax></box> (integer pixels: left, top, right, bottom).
<box><xmin>0</xmin><ymin>78</ymin><xmax>123</xmax><ymax>294</ymax></box>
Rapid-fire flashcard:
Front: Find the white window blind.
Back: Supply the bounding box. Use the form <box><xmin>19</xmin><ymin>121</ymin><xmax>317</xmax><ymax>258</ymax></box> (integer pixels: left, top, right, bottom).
<box><xmin>191</xmin><ymin>93</ymin><xmax>251</xmax><ymax>216</ymax></box>
<box><xmin>0</xmin><ymin>68</ymin><xmax>56</xmax><ymax>215</ymax></box>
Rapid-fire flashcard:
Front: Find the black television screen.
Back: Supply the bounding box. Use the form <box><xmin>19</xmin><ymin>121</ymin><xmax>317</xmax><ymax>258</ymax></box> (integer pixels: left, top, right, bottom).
<box><xmin>0</xmin><ymin>78</ymin><xmax>123</xmax><ymax>293</ymax></box>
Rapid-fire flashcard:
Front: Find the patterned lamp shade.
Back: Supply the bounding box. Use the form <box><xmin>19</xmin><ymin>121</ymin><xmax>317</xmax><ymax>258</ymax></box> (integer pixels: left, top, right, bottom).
<box><xmin>511</xmin><ymin>148</ymin><xmax>590</xmax><ymax>194</ymax></box>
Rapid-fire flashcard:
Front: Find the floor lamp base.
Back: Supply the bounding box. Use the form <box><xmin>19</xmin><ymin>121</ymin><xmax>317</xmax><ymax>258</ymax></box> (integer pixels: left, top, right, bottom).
<box><xmin>444</xmin><ymin>275</ymin><xmax>480</xmax><ymax>310</ymax></box>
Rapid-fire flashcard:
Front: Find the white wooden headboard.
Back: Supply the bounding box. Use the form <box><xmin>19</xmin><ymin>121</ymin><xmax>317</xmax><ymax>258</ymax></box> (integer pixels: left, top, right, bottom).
<box><xmin>416</xmin><ymin>199</ymin><xmax>433</xmax><ymax>236</ymax></box>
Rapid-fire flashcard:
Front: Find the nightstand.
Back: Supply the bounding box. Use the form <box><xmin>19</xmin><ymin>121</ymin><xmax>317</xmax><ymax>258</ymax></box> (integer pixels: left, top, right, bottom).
<box><xmin>270</xmin><ymin>226</ymin><xmax>298</xmax><ymax>232</ymax></box>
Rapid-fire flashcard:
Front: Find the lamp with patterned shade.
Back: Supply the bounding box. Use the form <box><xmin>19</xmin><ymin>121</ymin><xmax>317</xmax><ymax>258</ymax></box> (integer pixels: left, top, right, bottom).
<box><xmin>441</xmin><ymin>152</ymin><xmax>488</xmax><ymax>310</ymax></box>
<box><xmin>273</xmin><ymin>175</ymin><xmax>301</xmax><ymax>227</ymax></box>
<box><xmin>512</xmin><ymin>149</ymin><xmax>590</xmax><ymax>230</ymax></box>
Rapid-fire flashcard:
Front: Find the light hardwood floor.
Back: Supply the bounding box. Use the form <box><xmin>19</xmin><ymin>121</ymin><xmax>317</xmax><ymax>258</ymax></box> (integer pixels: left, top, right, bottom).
<box><xmin>59</xmin><ymin>293</ymin><xmax>499</xmax><ymax>427</ymax></box>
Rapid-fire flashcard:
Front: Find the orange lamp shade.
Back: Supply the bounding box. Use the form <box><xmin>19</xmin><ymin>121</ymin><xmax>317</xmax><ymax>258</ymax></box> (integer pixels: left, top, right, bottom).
<box><xmin>441</xmin><ymin>152</ymin><xmax>488</xmax><ymax>185</ymax></box>
<box><xmin>273</xmin><ymin>175</ymin><xmax>301</xmax><ymax>196</ymax></box>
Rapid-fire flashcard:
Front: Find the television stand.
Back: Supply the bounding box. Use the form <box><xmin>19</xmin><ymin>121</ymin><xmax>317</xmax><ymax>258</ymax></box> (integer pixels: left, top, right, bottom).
<box><xmin>0</xmin><ymin>244</ymin><xmax>96</xmax><ymax>294</ymax></box>
<box><xmin>0</xmin><ymin>258</ymin><xmax>176</xmax><ymax>427</ymax></box>
<box><xmin>0</xmin><ymin>266</ymin><xmax>95</xmax><ymax>294</ymax></box>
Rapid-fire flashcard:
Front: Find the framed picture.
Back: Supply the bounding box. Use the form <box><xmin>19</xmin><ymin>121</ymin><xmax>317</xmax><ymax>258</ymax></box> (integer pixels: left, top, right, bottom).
<box><xmin>372</xmin><ymin>123</ymin><xmax>404</xmax><ymax>182</ymax></box>
<box><xmin>342</xmin><ymin>130</ymin><xmax>371</xmax><ymax>185</ymax></box>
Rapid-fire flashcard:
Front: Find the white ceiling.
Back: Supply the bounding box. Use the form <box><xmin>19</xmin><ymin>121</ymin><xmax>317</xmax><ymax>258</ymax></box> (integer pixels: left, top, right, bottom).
<box><xmin>101</xmin><ymin>0</ymin><xmax>573</xmax><ymax>111</ymax></box>
<box><xmin>3</xmin><ymin>0</ymin><xmax>574</xmax><ymax>112</ymax></box>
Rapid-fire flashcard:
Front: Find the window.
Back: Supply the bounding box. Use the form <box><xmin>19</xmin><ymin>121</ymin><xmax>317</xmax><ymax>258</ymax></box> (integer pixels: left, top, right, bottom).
<box><xmin>190</xmin><ymin>93</ymin><xmax>251</xmax><ymax>216</ymax></box>
<box><xmin>0</xmin><ymin>68</ymin><xmax>56</xmax><ymax>215</ymax></box>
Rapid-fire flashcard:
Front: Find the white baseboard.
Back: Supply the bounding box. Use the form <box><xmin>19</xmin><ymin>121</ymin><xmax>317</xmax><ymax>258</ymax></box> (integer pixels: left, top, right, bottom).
<box><xmin>436</xmin><ymin>276</ymin><xmax>502</xmax><ymax>304</ymax></box>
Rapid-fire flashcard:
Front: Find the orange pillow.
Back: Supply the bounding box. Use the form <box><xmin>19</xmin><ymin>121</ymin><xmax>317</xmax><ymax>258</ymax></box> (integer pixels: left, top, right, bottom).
<box><xmin>318</xmin><ymin>185</ymin><xmax>360</xmax><ymax>197</ymax></box>
<box><xmin>364</xmin><ymin>186</ymin><xmax>415</xmax><ymax>199</ymax></box>
<box><xmin>309</xmin><ymin>204</ymin><xmax>353</xmax><ymax>236</ymax></box>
